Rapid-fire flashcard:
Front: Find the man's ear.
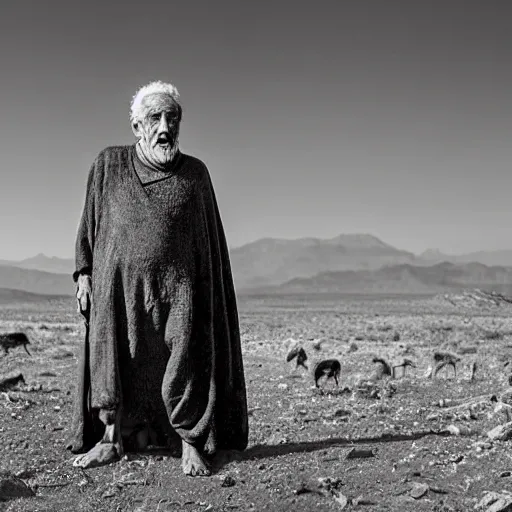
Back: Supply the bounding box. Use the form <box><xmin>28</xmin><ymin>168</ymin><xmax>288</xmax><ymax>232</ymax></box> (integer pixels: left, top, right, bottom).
<box><xmin>131</xmin><ymin>120</ymin><xmax>142</xmax><ymax>139</ymax></box>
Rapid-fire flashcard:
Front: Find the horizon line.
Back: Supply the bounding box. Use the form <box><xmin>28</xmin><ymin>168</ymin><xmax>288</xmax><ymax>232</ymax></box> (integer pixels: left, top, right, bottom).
<box><xmin>4</xmin><ymin>231</ymin><xmax>512</xmax><ymax>262</ymax></box>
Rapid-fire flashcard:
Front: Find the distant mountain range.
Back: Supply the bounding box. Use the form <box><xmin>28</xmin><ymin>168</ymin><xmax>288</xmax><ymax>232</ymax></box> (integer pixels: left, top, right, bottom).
<box><xmin>229</xmin><ymin>234</ymin><xmax>417</xmax><ymax>289</ymax></box>
<box><xmin>248</xmin><ymin>261</ymin><xmax>512</xmax><ymax>295</ymax></box>
<box><xmin>0</xmin><ymin>253</ymin><xmax>74</xmax><ymax>275</ymax></box>
<box><xmin>0</xmin><ymin>288</ymin><xmax>71</xmax><ymax>304</ymax></box>
<box><xmin>3</xmin><ymin>234</ymin><xmax>512</xmax><ymax>296</ymax></box>
<box><xmin>229</xmin><ymin>234</ymin><xmax>512</xmax><ymax>290</ymax></box>
<box><xmin>0</xmin><ymin>265</ymin><xmax>73</xmax><ymax>296</ymax></box>
<box><xmin>418</xmin><ymin>248</ymin><xmax>512</xmax><ymax>267</ymax></box>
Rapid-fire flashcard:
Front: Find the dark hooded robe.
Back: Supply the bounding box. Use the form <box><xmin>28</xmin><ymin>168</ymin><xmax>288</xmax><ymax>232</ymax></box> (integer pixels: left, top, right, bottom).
<box><xmin>66</xmin><ymin>144</ymin><xmax>248</xmax><ymax>455</ymax></box>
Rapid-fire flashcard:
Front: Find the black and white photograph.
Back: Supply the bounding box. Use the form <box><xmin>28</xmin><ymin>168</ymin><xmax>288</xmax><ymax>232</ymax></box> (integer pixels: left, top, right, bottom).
<box><xmin>0</xmin><ymin>1</ymin><xmax>512</xmax><ymax>510</ymax></box>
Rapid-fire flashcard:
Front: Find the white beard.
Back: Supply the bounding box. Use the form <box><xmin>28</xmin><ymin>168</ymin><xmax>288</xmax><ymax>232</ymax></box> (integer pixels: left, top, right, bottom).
<box><xmin>136</xmin><ymin>137</ymin><xmax>180</xmax><ymax>172</ymax></box>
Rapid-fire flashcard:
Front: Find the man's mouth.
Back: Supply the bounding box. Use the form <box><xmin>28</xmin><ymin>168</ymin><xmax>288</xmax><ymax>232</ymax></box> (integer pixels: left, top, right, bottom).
<box><xmin>156</xmin><ymin>135</ymin><xmax>171</xmax><ymax>146</ymax></box>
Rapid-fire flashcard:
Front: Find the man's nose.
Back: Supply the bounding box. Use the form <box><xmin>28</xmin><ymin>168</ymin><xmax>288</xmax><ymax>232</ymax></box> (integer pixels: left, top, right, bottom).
<box><xmin>158</xmin><ymin>113</ymin><xmax>170</xmax><ymax>132</ymax></box>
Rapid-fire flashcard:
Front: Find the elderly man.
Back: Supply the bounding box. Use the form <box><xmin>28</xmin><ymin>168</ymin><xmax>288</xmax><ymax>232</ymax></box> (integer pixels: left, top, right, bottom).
<box><xmin>66</xmin><ymin>81</ymin><xmax>249</xmax><ymax>476</ymax></box>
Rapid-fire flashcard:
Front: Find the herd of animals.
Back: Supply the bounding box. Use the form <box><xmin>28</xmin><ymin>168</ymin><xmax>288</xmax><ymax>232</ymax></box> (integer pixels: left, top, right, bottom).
<box><xmin>0</xmin><ymin>329</ymin><xmax>507</xmax><ymax>393</ymax></box>
<box><xmin>285</xmin><ymin>339</ymin><xmax>483</xmax><ymax>389</ymax></box>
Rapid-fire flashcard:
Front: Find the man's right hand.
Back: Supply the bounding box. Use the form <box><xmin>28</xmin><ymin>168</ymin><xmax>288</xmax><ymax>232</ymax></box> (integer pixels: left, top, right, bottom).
<box><xmin>76</xmin><ymin>274</ymin><xmax>92</xmax><ymax>315</ymax></box>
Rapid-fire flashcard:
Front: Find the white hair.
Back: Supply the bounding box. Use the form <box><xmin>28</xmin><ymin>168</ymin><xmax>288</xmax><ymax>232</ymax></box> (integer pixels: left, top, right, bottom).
<box><xmin>130</xmin><ymin>80</ymin><xmax>181</xmax><ymax>122</ymax></box>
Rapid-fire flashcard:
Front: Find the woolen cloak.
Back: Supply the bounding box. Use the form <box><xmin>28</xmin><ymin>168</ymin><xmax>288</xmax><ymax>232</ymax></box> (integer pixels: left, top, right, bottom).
<box><xmin>66</xmin><ymin>144</ymin><xmax>248</xmax><ymax>455</ymax></box>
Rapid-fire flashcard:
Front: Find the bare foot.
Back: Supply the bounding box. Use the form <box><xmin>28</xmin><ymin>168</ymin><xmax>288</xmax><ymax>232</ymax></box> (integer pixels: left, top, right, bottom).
<box><xmin>181</xmin><ymin>441</ymin><xmax>211</xmax><ymax>476</ymax></box>
<box><xmin>73</xmin><ymin>442</ymin><xmax>119</xmax><ymax>469</ymax></box>
<box><xmin>135</xmin><ymin>427</ymin><xmax>149</xmax><ymax>450</ymax></box>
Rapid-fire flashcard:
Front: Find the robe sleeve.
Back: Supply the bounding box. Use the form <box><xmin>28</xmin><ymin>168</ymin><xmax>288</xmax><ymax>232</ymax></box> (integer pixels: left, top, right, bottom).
<box><xmin>73</xmin><ymin>160</ymin><xmax>97</xmax><ymax>283</ymax></box>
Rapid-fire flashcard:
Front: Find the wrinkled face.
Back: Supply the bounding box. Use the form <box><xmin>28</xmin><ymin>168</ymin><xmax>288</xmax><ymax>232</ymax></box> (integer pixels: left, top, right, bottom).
<box><xmin>132</xmin><ymin>92</ymin><xmax>181</xmax><ymax>166</ymax></box>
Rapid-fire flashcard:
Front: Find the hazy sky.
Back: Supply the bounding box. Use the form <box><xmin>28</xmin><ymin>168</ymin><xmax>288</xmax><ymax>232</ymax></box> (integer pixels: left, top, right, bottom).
<box><xmin>0</xmin><ymin>0</ymin><xmax>511</xmax><ymax>259</ymax></box>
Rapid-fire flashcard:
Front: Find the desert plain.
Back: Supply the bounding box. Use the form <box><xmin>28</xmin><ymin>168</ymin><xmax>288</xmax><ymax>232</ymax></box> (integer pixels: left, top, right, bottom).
<box><xmin>1</xmin><ymin>290</ymin><xmax>512</xmax><ymax>511</ymax></box>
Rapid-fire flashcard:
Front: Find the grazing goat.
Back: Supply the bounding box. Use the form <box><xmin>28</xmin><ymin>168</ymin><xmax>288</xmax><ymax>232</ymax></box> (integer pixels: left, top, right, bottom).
<box><xmin>392</xmin><ymin>358</ymin><xmax>416</xmax><ymax>378</ymax></box>
<box><xmin>314</xmin><ymin>359</ymin><xmax>341</xmax><ymax>388</ymax></box>
<box><xmin>0</xmin><ymin>373</ymin><xmax>26</xmax><ymax>392</ymax></box>
<box><xmin>0</xmin><ymin>332</ymin><xmax>31</xmax><ymax>356</ymax></box>
<box><xmin>433</xmin><ymin>351</ymin><xmax>461</xmax><ymax>378</ymax></box>
<box><xmin>370</xmin><ymin>357</ymin><xmax>393</xmax><ymax>381</ymax></box>
<box><xmin>286</xmin><ymin>346</ymin><xmax>308</xmax><ymax>370</ymax></box>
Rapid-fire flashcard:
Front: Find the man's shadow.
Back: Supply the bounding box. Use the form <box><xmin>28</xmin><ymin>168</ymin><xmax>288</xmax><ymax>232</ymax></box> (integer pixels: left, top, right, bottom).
<box><xmin>212</xmin><ymin>428</ymin><xmax>450</xmax><ymax>470</ymax></box>
<box><xmin>128</xmin><ymin>428</ymin><xmax>450</xmax><ymax>475</ymax></box>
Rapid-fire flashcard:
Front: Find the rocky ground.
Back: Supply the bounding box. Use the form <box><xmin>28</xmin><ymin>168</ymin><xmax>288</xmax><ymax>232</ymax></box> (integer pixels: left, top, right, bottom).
<box><xmin>2</xmin><ymin>291</ymin><xmax>512</xmax><ymax>511</ymax></box>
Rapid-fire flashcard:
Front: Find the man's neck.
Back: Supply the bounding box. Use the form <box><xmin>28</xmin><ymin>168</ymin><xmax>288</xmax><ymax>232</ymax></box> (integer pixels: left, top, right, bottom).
<box><xmin>135</xmin><ymin>141</ymin><xmax>179</xmax><ymax>172</ymax></box>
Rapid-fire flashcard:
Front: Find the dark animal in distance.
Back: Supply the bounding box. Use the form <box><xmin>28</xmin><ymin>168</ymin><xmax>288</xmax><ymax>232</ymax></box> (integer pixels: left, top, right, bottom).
<box><xmin>286</xmin><ymin>345</ymin><xmax>308</xmax><ymax>370</ymax></box>
<box><xmin>314</xmin><ymin>359</ymin><xmax>341</xmax><ymax>388</ymax></box>
<box><xmin>392</xmin><ymin>358</ymin><xmax>416</xmax><ymax>378</ymax></box>
<box><xmin>0</xmin><ymin>332</ymin><xmax>31</xmax><ymax>356</ymax></box>
<box><xmin>469</xmin><ymin>361</ymin><xmax>478</xmax><ymax>382</ymax></box>
<box><xmin>0</xmin><ymin>372</ymin><xmax>26</xmax><ymax>392</ymax></box>
<box><xmin>433</xmin><ymin>351</ymin><xmax>461</xmax><ymax>378</ymax></box>
<box><xmin>372</xmin><ymin>356</ymin><xmax>393</xmax><ymax>379</ymax></box>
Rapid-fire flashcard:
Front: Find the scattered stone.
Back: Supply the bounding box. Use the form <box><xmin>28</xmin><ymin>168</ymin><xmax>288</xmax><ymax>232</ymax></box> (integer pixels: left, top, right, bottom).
<box><xmin>354</xmin><ymin>381</ymin><xmax>381</xmax><ymax>399</ymax></box>
<box><xmin>409</xmin><ymin>482</ymin><xmax>429</xmax><ymax>499</ymax></box>
<box><xmin>438</xmin><ymin>399</ymin><xmax>457</xmax><ymax>408</ymax></box>
<box><xmin>487</xmin><ymin>499</ymin><xmax>512</xmax><ymax>512</ymax></box>
<box><xmin>220</xmin><ymin>475</ymin><xmax>236</xmax><ymax>487</ymax></box>
<box><xmin>24</xmin><ymin>384</ymin><xmax>43</xmax><ymax>392</ymax></box>
<box><xmin>346</xmin><ymin>448</ymin><xmax>375</xmax><ymax>459</ymax></box>
<box><xmin>293</xmin><ymin>483</ymin><xmax>316</xmax><ymax>496</ymax></box>
<box><xmin>443</xmin><ymin>424</ymin><xmax>472</xmax><ymax>437</ymax></box>
<box><xmin>493</xmin><ymin>402</ymin><xmax>512</xmax><ymax>423</ymax></box>
<box><xmin>473</xmin><ymin>440</ymin><xmax>493</xmax><ymax>452</ymax></box>
<box><xmin>475</xmin><ymin>491</ymin><xmax>512</xmax><ymax>510</ymax></box>
<box><xmin>332</xmin><ymin>491</ymin><xmax>348</xmax><ymax>509</ymax></box>
<box><xmin>430</xmin><ymin>486</ymin><xmax>449</xmax><ymax>494</ymax></box>
<box><xmin>352</xmin><ymin>495</ymin><xmax>376</xmax><ymax>506</ymax></box>
<box><xmin>487</xmin><ymin>422</ymin><xmax>512</xmax><ymax>442</ymax></box>
<box><xmin>0</xmin><ymin>472</ymin><xmax>35</xmax><ymax>501</ymax></box>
